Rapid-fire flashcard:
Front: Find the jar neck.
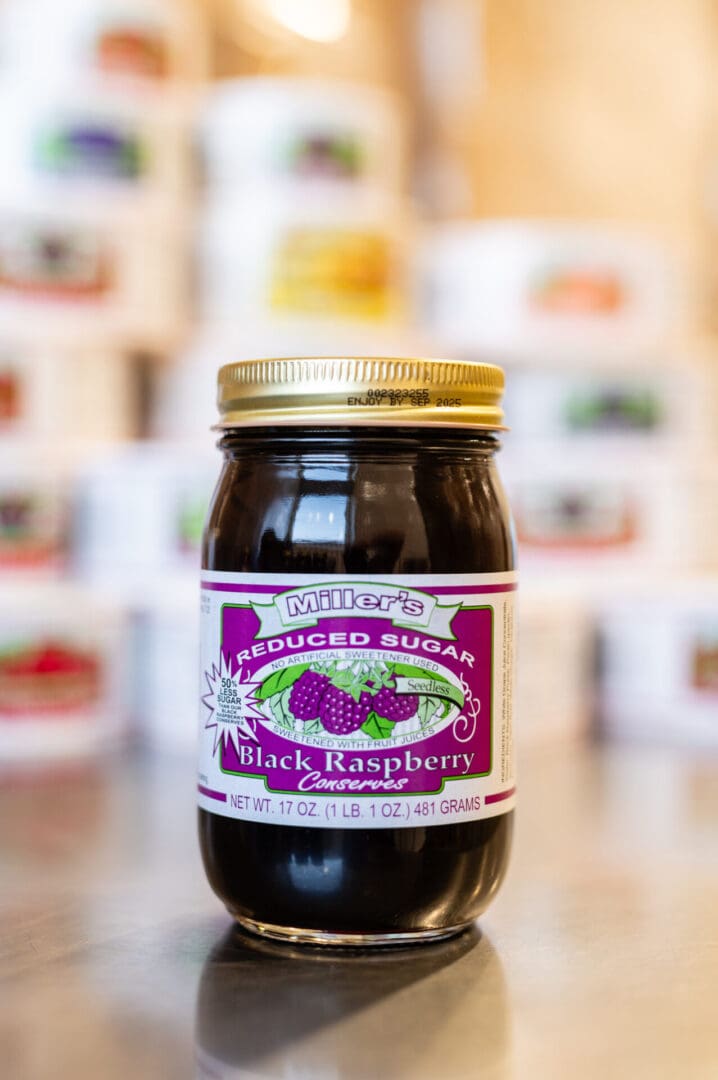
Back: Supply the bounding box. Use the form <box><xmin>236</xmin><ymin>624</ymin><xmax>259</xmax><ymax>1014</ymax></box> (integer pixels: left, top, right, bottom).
<box><xmin>217</xmin><ymin>426</ymin><xmax>503</xmax><ymax>459</ymax></box>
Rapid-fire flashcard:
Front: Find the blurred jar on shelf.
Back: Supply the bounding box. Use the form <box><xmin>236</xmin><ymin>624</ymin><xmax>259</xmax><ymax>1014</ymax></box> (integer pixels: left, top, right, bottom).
<box><xmin>503</xmin><ymin>359</ymin><xmax>717</xmax><ymax>450</ymax></box>
<box><xmin>201</xmin><ymin>77</ymin><xmax>408</xmax><ymax>196</ymax></box>
<box><xmin>0</xmin><ymin>347</ymin><xmax>135</xmax><ymax>441</ymax></box>
<box><xmin>517</xmin><ymin>584</ymin><xmax>595</xmax><ymax>745</ymax></box>
<box><xmin>0</xmin><ymin>78</ymin><xmax>195</xmax><ymax>210</ymax></box>
<box><xmin>0</xmin><ymin>446</ymin><xmax>77</xmax><ymax>577</ymax></box>
<box><xmin>132</xmin><ymin>580</ymin><xmax>198</xmax><ymax>755</ymax></box>
<box><xmin>73</xmin><ymin>442</ymin><xmax>217</xmax><ymax>594</ymax></box>
<box><xmin>597</xmin><ymin>580</ymin><xmax>718</xmax><ymax>748</ymax></box>
<box><xmin>198</xmin><ymin>188</ymin><xmax>415</xmax><ymax>343</ymax></box>
<box><xmin>0</xmin><ymin>0</ymin><xmax>208</xmax><ymax>88</ymax></box>
<box><xmin>0</xmin><ymin>584</ymin><xmax>129</xmax><ymax>763</ymax></box>
<box><xmin>425</xmin><ymin>221</ymin><xmax>685</xmax><ymax>359</ymax></box>
<box><xmin>502</xmin><ymin>445</ymin><xmax>718</xmax><ymax>577</ymax></box>
<box><xmin>0</xmin><ymin>193</ymin><xmax>189</xmax><ymax>351</ymax></box>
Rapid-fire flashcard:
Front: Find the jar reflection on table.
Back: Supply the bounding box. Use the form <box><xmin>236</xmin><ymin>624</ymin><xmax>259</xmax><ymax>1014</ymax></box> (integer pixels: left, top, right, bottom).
<box><xmin>195</xmin><ymin>925</ymin><xmax>510</xmax><ymax>1079</ymax></box>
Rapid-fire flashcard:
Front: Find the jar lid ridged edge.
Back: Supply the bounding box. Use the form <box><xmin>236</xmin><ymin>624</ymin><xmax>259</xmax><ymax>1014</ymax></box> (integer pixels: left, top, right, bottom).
<box><xmin>216</xmin><ymin>357</ymin><xmax>506</xmax><ymax>430</ymax></box>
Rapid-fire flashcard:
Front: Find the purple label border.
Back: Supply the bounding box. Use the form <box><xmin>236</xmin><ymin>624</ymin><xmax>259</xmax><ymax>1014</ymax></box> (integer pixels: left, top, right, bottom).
<box><xmin>202</xmin><ymin>580</ymin><xmax>517</xmax><ymax>596</ymax></box>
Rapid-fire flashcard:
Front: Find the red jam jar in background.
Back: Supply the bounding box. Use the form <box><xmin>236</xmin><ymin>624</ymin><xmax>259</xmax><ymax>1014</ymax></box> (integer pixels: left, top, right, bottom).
<box><xmin>198</xmin><ymin>357</ymin><xmax>516</xmax><ymax>945</ymax></box>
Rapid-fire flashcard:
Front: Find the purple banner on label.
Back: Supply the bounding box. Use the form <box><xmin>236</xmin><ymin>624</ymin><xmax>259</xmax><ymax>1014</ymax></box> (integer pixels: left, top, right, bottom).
<box><xmin>217</xmin><ymin>604</ymin><xmax>493</xmax><ymax>798</ymax></box>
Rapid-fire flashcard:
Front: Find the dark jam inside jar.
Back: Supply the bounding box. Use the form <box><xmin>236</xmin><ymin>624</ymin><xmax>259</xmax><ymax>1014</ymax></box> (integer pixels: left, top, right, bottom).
<box><xmin>199</xmin><ymin>424</ymin><xmax>515</xmax><ymax>943</ymax></box>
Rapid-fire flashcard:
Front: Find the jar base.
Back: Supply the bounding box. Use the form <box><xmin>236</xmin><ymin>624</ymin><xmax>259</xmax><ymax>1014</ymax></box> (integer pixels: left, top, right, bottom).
<box><xmin>234</xmin><ymin>914</ymin><xmax>474</xmax><ymax>948</ymax></box>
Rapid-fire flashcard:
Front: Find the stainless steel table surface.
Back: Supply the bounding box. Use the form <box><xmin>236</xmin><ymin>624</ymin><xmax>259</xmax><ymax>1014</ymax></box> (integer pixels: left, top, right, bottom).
<box><xmin>1</xmin><ymin>742</ymin><xmax>717</xmax><ymax>1080</ymax></box>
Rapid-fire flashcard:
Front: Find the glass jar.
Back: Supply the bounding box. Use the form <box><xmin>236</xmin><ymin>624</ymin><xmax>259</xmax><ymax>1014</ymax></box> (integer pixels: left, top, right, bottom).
<box><xmin>198</xmin><ymin>358</ymin><xmax>516</xmax><ymax>946</ymax></box>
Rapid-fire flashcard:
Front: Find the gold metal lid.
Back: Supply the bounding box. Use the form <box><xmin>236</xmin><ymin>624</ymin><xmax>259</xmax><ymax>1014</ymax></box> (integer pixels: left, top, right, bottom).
<box><xmin>216</xmin><ymin>357</ymin><xmax>506</xmax><ymax>430</ymax></box>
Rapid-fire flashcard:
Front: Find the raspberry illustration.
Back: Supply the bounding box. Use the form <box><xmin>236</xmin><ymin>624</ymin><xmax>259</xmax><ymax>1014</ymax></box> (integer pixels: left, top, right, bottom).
<box><xmin>373</xmin><ymin>685</ymin><xmax>419</xmax><ymax>723</ymax></box>
<box><xmin>289</xmin><ymin>670</ymin><xmax>330</xmax><ymax>721</ymax></box>
<box><xmin>320</xmin><ymin>685</ymin><xmax>373</xmax><ymax>735</ymax></box>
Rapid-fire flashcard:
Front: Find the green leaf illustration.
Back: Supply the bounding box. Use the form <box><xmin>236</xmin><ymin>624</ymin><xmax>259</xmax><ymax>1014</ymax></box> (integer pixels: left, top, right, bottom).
<box><xmin>417</xmin><ymin>698</ymin><xmax>440</xmax><ymax>729</ymax></box>
<box><xmin>361</xmin><ymin>711</ymin><xmax>396</xmax><ymax>740</ymax></box>
<box><xmin>266</xmin><ymin>687</ymin><xmax>294</xmax><ymax>729</ymax></box>
<box><xmin>302</xmin><ymin>719</ymin><xmax>324</xmax><ymax>735</ymax></box>
<box><xmin>256</xmin><ymin>663</ymin><xmax>310</xmax><ymax>701</ymax></box>
<box><xmin>438</xmin><ymin>697</ymin><xmax>453</xmax><ymax>718</ymax></box>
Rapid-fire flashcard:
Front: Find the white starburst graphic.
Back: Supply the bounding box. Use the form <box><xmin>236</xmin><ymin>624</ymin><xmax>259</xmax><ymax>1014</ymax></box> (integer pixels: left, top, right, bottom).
<box><xmin>202</xmin><ymin>653</ymin><xmax>264</xmax><ymax>756</ymax></box>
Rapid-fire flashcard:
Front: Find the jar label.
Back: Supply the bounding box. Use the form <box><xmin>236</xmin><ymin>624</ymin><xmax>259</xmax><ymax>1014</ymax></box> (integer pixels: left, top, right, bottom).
<box><xmin>530</xmin><ymin>266</ymin><xmax>626</xmax><ymax>314</ymax></box>
<box><xmin>0</xmin><ymin>490</ymin><xmax>66</xmax><ymax>569</ymax></box>
<box><xmin>35</xmin><ymin>122</ymin><xmax>146</xmax><ymax>181</ymax></box>
<box><xmin>0</xmin><ymin>223</ymin><xmax>112</xmax><ymax>299</ymax></box>
<box><xmin>269</xmin><ymin>229</ymin><xmax>394</xmax><ymax>320</ymax></box>
<box><xmin>282</xmin><ymin>131</ymin><xmax>365</xmax><ymax>181</ymax></box>
<box><xmin>0</xmin><ymin>367</ymin><xmax>22</xmax><ymax>426</ymax></box>
<box><xmin>95</xmin><ymin>27</ymin><xmax>169</xmax><ymax>80</ymax></box>
<box><xmin>198</xmin><ymin>572</ymin><xmax>516</xmax><ymax>828</ymax></box>
<box><xmin>516</xmin><ymin>484</ymin><xmax>637</xmax><ymax>549</ymax></box>
<box><xmin>0</xmin><ymin>639</ymin><xmax>102</xmax><ymax>717</ymax></box>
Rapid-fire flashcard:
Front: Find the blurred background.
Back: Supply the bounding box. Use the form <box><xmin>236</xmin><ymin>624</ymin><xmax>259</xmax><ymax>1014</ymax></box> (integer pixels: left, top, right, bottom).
<box><xmin>0</xmin><ymin>0</ymin><xmax>716</xmax><ymax>770</ymax></box>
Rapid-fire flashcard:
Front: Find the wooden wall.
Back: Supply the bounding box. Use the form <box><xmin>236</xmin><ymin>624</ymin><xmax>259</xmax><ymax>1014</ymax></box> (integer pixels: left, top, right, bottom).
<box><xmin>430</xmin><ymin>0</ymin><xmax>717</xmax><ymax>322</ymax></box>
